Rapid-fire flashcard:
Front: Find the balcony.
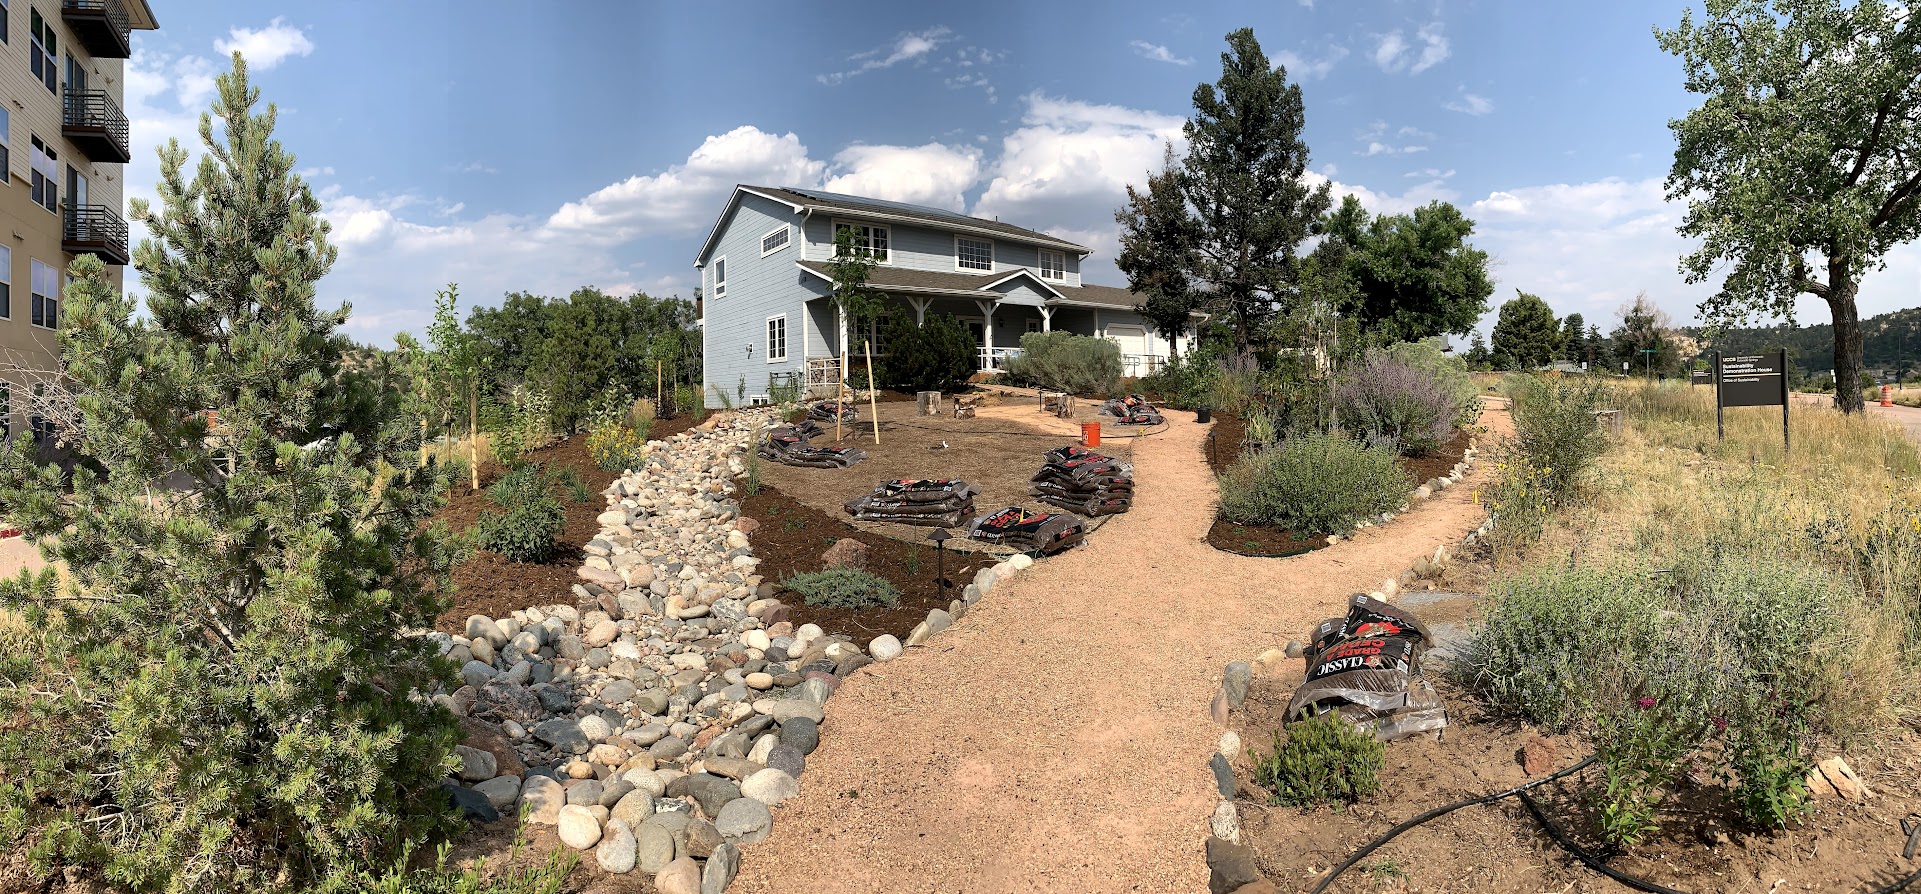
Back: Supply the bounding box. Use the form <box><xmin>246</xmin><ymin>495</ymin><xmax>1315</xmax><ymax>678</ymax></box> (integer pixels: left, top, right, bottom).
<box><xmin>64</xmin><ymin>204</ymin><xmax>129</xmax><ymax>266</ymax></box>
<box><xmin>63</xmin><ymin>89</ymin><xmax>130</xmax><ymax>164</ymax></box>
<box><xmin>62</xmin><ymin>0</ymin><xmax>132</xmax><ymax>58</ymax></box>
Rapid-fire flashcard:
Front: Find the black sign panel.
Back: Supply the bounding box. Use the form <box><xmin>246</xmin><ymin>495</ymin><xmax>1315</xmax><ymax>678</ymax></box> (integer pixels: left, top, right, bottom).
<box><xmin>1690</xmin><ymin>368</ymin><xmax>1713</xmax><ymax>387</ymax></box>
<box><xmin>1718</xmin><ymin>351</ymin><xmax>1787</xmax><ymax>407</ymax></box>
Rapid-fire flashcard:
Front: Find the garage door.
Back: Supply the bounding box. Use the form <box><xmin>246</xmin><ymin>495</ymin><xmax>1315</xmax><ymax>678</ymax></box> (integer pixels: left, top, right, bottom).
<box><xmin>1106</xmin><ymin>325</ymin><xmax>1149</xmax><ymax>375</ymax></box>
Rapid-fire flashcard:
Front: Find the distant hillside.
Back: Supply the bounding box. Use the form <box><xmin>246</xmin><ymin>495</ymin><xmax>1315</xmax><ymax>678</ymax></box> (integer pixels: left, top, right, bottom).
<box><xmin>1692</xmin><ymin>306</ymin><xmax>1921</xmax><ymax>375</ymax></box>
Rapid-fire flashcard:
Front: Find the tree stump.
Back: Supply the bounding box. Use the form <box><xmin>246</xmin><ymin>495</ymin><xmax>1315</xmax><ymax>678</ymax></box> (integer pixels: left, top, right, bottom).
<box><xmin>917</xmin><ymin>391</ymin><xmax>943</xmax><ymax>416</ymax></box>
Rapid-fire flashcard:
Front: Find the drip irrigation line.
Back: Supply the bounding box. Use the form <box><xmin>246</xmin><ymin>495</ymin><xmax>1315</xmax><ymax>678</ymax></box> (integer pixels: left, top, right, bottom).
<box><xmin>1310</xmin><ymin>755</ymin><xmax>1921</xmax><ymax>894</ymax></box>
<box><xmin>1307</xmin><ymin>756</ymin><xmax>1596</xmax><ymax>894</ymax></box>
<box><xmin>878</xmin><ymin>420</ymin><xmax>1170</xmax><ymax>440</ymax></box>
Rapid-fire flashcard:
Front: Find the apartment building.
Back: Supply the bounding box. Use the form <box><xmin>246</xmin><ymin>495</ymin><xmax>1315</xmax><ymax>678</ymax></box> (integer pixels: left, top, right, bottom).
<box><xmin>0</xmin><ymin>0</ymin><xmax>156</xmax><ymax>439</ymax></box>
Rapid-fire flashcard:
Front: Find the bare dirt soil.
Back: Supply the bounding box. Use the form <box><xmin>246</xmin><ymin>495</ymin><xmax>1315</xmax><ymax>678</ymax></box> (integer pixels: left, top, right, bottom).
<box><xmin>728</xmin><ymin>407</ymin><xmax>1508</xmax><ymax>894</ymax></box>
<box><xmin>1231</xmin><ymin>629</ymin><xmax>1921</xmax><ymax>894</ymax></box>
<box><xmin>1204</xmin><ymin>416</ymin><xmax>1471</xmax><ymax>557</ymax></box>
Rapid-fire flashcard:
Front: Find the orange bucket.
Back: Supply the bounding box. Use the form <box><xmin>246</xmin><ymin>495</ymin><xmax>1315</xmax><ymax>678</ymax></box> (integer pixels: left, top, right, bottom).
<box><xmin>1080</xmin><ymin>422</ymin><xmax>1101</xmax><ymax>447</ymax></box>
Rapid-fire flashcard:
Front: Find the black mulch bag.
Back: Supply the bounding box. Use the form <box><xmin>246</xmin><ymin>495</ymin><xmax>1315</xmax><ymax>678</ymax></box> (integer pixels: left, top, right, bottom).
<box><xmin>870</xmin><ymin>479</ymin><xmax>978</xmax><ymax>503</ymax></box>
<box><xmin>967</xmin><ymin>506</ymin><xmax>1085</xmax><ymax>554</ymax></box>
<box><xmin>1284</xmin><ymin>594</ymin><xmax>1447</xmax><ymax>741</ymax></box>
<box><xmin>807</xmin><ymin>401</ymin><xmax>859</xmax><ymax>424</ymax></box>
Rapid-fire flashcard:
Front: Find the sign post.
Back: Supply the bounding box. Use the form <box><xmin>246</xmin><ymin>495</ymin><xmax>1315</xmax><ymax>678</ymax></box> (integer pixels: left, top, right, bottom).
<box><xmin>1715</xmin><ymin>349</ymin><xmax>1790</xmax><ymax>452</ymax></box>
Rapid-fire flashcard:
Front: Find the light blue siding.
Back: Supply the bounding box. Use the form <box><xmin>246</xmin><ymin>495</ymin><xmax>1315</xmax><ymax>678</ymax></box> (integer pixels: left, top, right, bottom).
<box><xmin>801</xmin><ymin>214</ymin><xmax>1082</xmax><ymax>286</ymax></box>
<box><xmin>700</xmin><ymin>193</ymin><xmax>808</xmax><ymax>408</ymax></box>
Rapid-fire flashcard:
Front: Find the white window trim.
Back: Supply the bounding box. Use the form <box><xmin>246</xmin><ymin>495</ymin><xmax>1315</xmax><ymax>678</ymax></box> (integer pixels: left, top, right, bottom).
<box><xmin>712</xmin><ymin>255</ymin><xmax>727</xmax><ymax>298</ymax></box>
<box><xmin>1039</xmin><ymin>249</ymin><xmax>1066</xmax><ymax>281</ymax></box>
<box><xmin>954</xmin><ymin>234</ymin><xmax>994</xmax><ymax>273</ymax></box>
<box><xmin>765</xmin><ymin>314</ymin><xmax>788</xmax><ymax>363</ymax></box>
<box><xmin>28</xmin><ymin>258</ymin><xmax>55</xmax><ymax>331</ymax></box>
<box><xmin>759</xmin><ymin>224</ymin><xmax>791</xmax><ymax>257</ymax></box>
<box><xmin>0</xmin><ymin>244</ymin><xmax>12</xmax><ymax>320</ymax></box>
<box><xmin>831</xmin><ymin>219</ymin><xmax>892</xmax><ymax>265</ymax></box>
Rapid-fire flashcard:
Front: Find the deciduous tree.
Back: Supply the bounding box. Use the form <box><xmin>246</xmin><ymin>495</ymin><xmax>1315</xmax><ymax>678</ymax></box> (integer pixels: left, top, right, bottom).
<box><xmin>1659</xmin><ymin>0</ymin><xmax>1921</xmax><ymax>412</ymax></box>
<box><xmin>1334</xmin><ymin>196</ymin><xmax>1495</xmax><ymax>343</ymax></box>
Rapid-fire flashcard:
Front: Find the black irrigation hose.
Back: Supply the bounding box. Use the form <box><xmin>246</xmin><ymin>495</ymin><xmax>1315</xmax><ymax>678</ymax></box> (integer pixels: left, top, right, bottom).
<box><xmin>1307</xmin><ymin>756</ymin><xmax>1597</xmax><ymax>894</ymax></box>
<box><xmin>1311</xmin><ymin>755</ymin><xmax>1921</xmax><ymax>894</ymax></box>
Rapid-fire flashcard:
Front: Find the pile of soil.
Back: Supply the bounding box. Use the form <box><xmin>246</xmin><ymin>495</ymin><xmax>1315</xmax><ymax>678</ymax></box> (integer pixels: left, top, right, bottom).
<box><xmin>1230</xmin><ymin>668</ymin><xmax>1921</xmax><ymax>893</ymax></box>
<box><xmin>1206</xmin><ymin>426</ymin><xmax>1471</xmax><ymax>557</ymax></box>
<box><xmin>738</xmin><ymin>481</ymin><xmax>992</xmax><ymax>643</ymax></box>
<box><xmin>428</xmin><ymin>412</ymin><xmax>706</xmax><ymax>632</ymax></box>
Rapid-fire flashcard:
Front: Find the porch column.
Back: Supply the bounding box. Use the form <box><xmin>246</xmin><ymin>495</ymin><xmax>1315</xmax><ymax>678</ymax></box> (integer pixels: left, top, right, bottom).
<box><xmin>836</xmin><ymin>306</ymin><xmax>848</xmax><ymax>368</ymax></box>
<box><xmin>975</xmin><ymin>298</ymin><xmax>997</xmax><ymax>371</ymax></box>
<box><xmin>908</xmin><ymin>296</ymin><xmax>930</xmax><ymax>326</ymax></box>
<box><xmin>1039</xmin><ymin>305</ymin><xmax>1054</xmax><ymax>333</ymax></box>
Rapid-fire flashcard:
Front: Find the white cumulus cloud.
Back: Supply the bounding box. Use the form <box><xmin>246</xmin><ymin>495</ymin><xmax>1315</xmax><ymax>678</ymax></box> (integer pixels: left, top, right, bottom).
<box><xmin>823</xmin><ymin>144</ymin><xmax>984</xmax><ymax>212</ymax></box>
<box><xmin>545</xmin><ymin>126</ymin><xmax>825</xmax><ymax>242</ymax></box>
<box><xmin>1373</xmin><ymin>23</ymin><xmax>1448</xmax><ymax>74</ymax></box>
<box><xmin>213</xmin><ymin>17</ymin><xmax>315</xmax><ymax>70</ymax></box>
<box><xmin>1129</xmin><ymin>40</ymin><xmax>1193</xmax><ymax>65</ymax></box>
<box><xmin>1275</xmin><ymin>45</ymin><xmax>1350</xmax><ymax>80</ymax></box>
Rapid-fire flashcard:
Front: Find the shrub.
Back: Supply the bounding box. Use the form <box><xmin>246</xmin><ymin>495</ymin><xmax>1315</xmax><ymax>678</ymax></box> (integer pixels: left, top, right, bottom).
<box><xmin>586</xmin><ymin>423</ymin><xmax>650</xmax><ymax>473</ymax></box>
<box><xmin>1217</xmin><ymin>430</ymin><xmax>1411</xmax><ymax>534</ymax></box>
<box><xmin>1335</xmin><ymin>347</ymin><xmax>1465</xmax><ymax>456</ymax></box>
<box><xmin>782</xmin><ymin>567</ymin><xmax>901</xmax><ymax>609</ymax></box>
<box><xmin>1250</xmin><ymin>711</ymin><xmax>1385</xmax><ymax>806</ymax></box>
<box><xmin>1483</xmin><ymin>450</ymin><xmax>1554</xmax><ymax>562</ymax></box>
<box><xmin>487</xmin><ymin>461</ymin><xmax>551</xmax><ymax>507</ymax></box>
<box><xmin>1510</xmin><ymin>374</ymin><xmax>1609</xmax><ymax>500</ymax></box>
<box><xmin>475</xmin><ymin>497</ymin><xmax>566</xmax><ymax>563</ymax></box>
<box><xmin>1379</xmin><ymin>338</ymin><xmax>1480</xmax><ymax>427</ymax></box>
<box><xmin>878</xmin><ymin>315</ymin><xmax>976</xmax><ymax>393</ymax></box>
<box><xmin>352</xmin><ymin>824</ymin><xmax>577</xmax><ymax>894</ymax></box>
<box><xmin>1139</xmin><ymin>348</ymin><xmax>1225</xmax><ymax>410</ymax></box>
<box><xmin>1003</xmin><ymin>332</ymin><xmax>1122</xmax><ymax>396</ymax></box>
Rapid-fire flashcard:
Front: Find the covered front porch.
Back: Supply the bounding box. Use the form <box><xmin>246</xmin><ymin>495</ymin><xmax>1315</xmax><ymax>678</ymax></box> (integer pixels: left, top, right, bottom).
<box><xmin>803</xmin><ymin>292</ymin><xmax>1184</xmax><ymax>380</ymax></box>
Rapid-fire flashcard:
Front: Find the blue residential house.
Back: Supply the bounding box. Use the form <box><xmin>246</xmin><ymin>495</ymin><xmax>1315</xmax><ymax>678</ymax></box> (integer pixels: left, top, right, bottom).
<box><xmin>692</xmin><ymin>186</ymin><xmax>1195</xmax><ymax>407</ymax></box>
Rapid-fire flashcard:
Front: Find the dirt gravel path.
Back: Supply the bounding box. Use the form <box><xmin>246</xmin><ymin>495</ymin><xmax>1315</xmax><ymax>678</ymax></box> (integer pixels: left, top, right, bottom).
<box><xmin>732</xmin><ymin>411</ymin><xmax>1503</xmax><ymax>894</ymax></box>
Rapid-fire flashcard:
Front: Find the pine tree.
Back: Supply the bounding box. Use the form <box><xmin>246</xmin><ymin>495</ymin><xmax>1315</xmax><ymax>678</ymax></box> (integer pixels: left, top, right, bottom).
<box><xmin>0</xmin><ymin>55</ymin><xmax>460</xmax><ymax>892</ymax></box>
<box><xmin>1561</xmin><ymin>312</ymin><xmax>1588</xmax><ymax>364</ymax></box>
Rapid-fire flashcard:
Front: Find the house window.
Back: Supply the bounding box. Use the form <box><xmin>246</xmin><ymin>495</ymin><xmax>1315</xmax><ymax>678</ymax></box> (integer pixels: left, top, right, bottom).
<box><xmin>759</xmin><ymin>225</ymin><xmax>790</xmax><ymax>256</ymax></box>
<box><xmin>0</xmin><ymin>245</ymin><xmax>12</xmax><ymax>319</ymax></box>
<box><xmin>30</xmin><ymin>258</ymin><xmax>56</xmax><ymax>329</ymax></box>
<box><xmin>1026</xmin><ymin>319</ymin><xmax>1042</xmax><ymax>334</ymax></box>
<box><xmin>29</xmin><ymin>137</ymin><xmax>55</xmax><ymax>214</ymax></box>
<box><xmin>833</xmin><ymin>222</ymin><xmax>890</xmax><ymax>263</ymax></box>
<box><xmin>1039</xmin><ymin>250</ymin><xmax>1066</xmax><ymax>281</ymax></box>
<box><xmin>0</xmin><ymin>108</ymin><xmax>10</xmax><ymax>178</ymax></box>
<box><xmin>956</xmin><ymin>236</ymin><xmax>993</xmax><ymax>272</ymax></box>
<box><xmin>852</xmin><ymin>313</ymin><xmax>892</xmax><ymax>355</ymax></box>
<box><xmin>712</xmin><ymin>256</ymin><xmax>726</xmax><ymax>298</ymax></box>
<box><xmin>28</xmin><ymin>8</ymin><xmax>53</xmax><ymax>94</ymax></box>
<box><xmin>765</xmin><ymin>315</ymin><xmax>787</xmax><ymax>362</ymax></box>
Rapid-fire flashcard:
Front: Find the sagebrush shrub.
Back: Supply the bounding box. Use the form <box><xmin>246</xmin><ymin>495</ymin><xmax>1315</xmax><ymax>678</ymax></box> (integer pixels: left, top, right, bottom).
<box><xmin>1217</xmin><ymin>430</ymin><xmax>1411</xmax><ymax>534</ymax></box>
<box><xmin>1511</xmin><ymin>375</ymin><xmax>1609</xmax><ymax>500</ymax></box>
<box><xmin>0</xmin><ymin>57</ymin><xmax>461</xmax><ymax>893</ymax></box>
<box><xmin>783</xmin><ymin>567</ymin><xmax>901</xmax><ymax>609</ymax></box>
<box><xmin>1251</xmin><ymin>711</ymin><xmax>1384</xmax><ymax>806</ymax></box>
<box><xmin>1335</xmin><ymin>346</ymin><xmax>1464</xmax><ymax>456</ymax></box>
<box><xmin>1004</xmin><ymin>332</ymin><xmax>1122</xmax><ymax>396</ymax></box>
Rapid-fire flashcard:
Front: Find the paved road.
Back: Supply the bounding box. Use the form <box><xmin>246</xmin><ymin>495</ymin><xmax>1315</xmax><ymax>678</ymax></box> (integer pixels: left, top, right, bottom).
<box><xmin>1790</xmin><ymin>392</ymin><xmax>1921</xmax><ymax>441</ymax></box>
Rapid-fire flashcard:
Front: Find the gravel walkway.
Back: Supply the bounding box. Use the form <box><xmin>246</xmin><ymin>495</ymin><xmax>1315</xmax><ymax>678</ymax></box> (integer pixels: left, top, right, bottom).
<box><xmin>731</xmin><ymin>411</ymin><xmax>1501</xmax><ymax>894</ymax></box>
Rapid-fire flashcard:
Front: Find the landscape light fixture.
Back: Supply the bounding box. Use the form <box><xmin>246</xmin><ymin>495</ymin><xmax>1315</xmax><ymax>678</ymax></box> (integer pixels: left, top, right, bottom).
<box><xmin>927</xmin><ymin>527</ymin><xmax>952</xmax><ymax>593</ymax></box>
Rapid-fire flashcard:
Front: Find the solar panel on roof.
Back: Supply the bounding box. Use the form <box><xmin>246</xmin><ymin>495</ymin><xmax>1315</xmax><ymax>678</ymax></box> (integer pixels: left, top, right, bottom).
<box><xmin>783</xmin><ymin>188</ymin><xmax>988</xmax><ymax>227</ymax></box>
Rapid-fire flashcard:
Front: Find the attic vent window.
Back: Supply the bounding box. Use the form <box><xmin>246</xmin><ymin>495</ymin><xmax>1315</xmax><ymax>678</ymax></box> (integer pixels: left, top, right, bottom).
<box><xmin>760</xmin><ymin>225</ymin><xmax>790</xmax><ymax>256</ymax></box>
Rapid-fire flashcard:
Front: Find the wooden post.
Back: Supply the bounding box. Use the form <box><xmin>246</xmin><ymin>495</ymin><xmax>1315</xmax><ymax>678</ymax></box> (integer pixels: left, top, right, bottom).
<box><xmin>419</xmin><ymin>418</ymin><xmax>428</xmax><ymax>467</ymax></box>
<box><xmin>837</xmin><ymin>345</ymin><xmax>847</xmax><ymax>443</ymax></box>
<box><xmin>656</xmin><ymin>359</ymin><xmax>663</xmax><ymax>414</ymax></box>
<box><xmin>865</xmin><ymin>340</ymin><xmax>880</xmax><ymax>445</ymax></box>
<box><xmin>467</xmin><ymin>381</ymin><xmax>480</xmax><ymax>491</ymax></box>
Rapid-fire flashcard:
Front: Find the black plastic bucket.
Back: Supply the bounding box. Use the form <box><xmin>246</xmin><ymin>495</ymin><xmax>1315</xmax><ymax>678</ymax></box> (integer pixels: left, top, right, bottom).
<box><xmin>1196</xmin><ymin>409</ymin><xmax>1212</xmax><ymax>423</ymax></box>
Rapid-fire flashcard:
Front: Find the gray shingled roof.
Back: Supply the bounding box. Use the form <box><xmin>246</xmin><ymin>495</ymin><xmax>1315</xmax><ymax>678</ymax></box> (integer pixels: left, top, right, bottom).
<box><xmin>797</xmin><ymin>261</ymin><xmax>1146</xmax><ymax>310</ymax></box>
<box><xmin>748</xmin><ymin>186</ymin><xmax>1090</xmax><ymax>254</ymax></box>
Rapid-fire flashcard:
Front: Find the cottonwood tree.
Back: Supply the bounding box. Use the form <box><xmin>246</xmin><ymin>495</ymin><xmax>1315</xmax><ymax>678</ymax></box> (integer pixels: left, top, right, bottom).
<box><xmin>1492</xmin><ymin>290</ymin><xmax>1565</xmax><ymax>369</ymax></box>
<box><xmin>1116</xmin><ymin>143</ymin><xmax>1202</xmax><ymax>357</ymax></box>
<box><xmin>1659</xmin><ymin>0</ymin><xmax>1921</xmax><ymax>412</ymax></box>
<box><xmin>0</xmin><ymin>55</ymin><xmax>460</xmax><ymax>891</ymax></box>
<box><xmin>1324</xmin><ymin>195</ymin><xmax>1496</xmax><ymax>344</ymax></box>
<box><xmin>1181</xmin><ymin>28</ymin><xmax>1332</xmax><ymax>365</ymax></box>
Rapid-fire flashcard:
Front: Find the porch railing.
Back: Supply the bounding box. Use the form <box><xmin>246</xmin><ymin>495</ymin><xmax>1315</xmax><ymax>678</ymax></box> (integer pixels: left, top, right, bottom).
<box><xmin>1121</xmin><ymin>354</ymin><xmax>1169</xmax><ymax>377</ymax></box>
<box><xmin>979</xmin><ymin>347</ymin><xmax>1021</xmax><ymax>372</ymax></box>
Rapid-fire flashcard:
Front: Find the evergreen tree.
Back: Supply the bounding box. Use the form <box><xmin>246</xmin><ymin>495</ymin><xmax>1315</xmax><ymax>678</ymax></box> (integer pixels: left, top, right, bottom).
<box><xmin>1491</xmin><ymin>290</ymin><xmax>1565</xmax><ymax>369</ymax></box>
<box><xmin>1116</xmin><ymin>143</ymin><xmax>1201</xmax><ymax>357</ymax></box>
<box><xmin>1610</xmin><ymin>291</ymin><xmax>1681</xmax><ymax>376</ymax></box>
<box><xmin>1464</xmin><ymin>331</ymin><xmax>1492</xmax><ymax>368</ymax></box>
<box><xmin>0</xmin><ymin>56</ymin><xmax>460</xmax><ymax>891</ymax></box>
<box><xmin>1587</xmin><ymin>324</ymin><xmax>1607</xmax><ymax>368</ymax></box>
<box><xmin>1181</xmin><ymin>28</ymin><xmax>1332</xmax><ymax>365</ymax></box>
<box><xmin>1561</xmin><ymin>313</ymin><xmax>1588</xmax><ymax>364</ymax></box>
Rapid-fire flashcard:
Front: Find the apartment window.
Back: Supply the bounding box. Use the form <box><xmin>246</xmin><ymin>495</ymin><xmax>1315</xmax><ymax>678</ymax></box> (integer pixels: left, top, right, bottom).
<box><xmin>712</xmin><ymin>256</ymin><xmax>726</xmax><ymax>298</ymax></box>
<box><xmin>1039</xmin><ymin>250</ymin><xmax>1066</xmax><ymax>281</ymax></box>
<box><xmin>956</xmin><ymin>236</ymin><xmax>993</xmax><ymax>272</ymax></box>
<box><xmin>29</xmin><ymin>137</ymin><xmax>55</xmax><ymax>214</ymax></box>
<box><xmin>0</xmin><ymin>383</ymin><xmax>10</xmax><ymax>441</ymax></box>
<box><xmin>833</xmin><ymin>222</ymin><xmax>890</xmax><ymax>263</ymax></box>
<box><xmin>759</xmin><ymin>225</ymin><xmax>790</xmax><ymax>256</ymax></box>
<box><xmin>765</xmin><ymin>315</ymin><xmax>787</xmax><ymax>362</ymax></box>
<box><xmin>28</xmin><ymin>384</ymin><xmax>49</xmax><ymax>445</ymax></box>
<box><xmin>1</xmin><ymin>0</ymin><xmax>10</xmax><ymax>44</ymax></box>
<box><xmin>28</xmin><ymin>8</ymin><xmax>53</xmax><ymax>94</ymax></box>
<box><xmin>30</xmin><ymin>258</ymin><xmax>56</xmax><ymax>329</ymax></box>
<box><xmin>0</xmin><ymin>245</ymin><xmax>11</xmax><ymax>319</ymax></box>
<box><xmin>0</xmin><ymin>108</ymin><xmax>10</xmax><ymax>178</ymax></box>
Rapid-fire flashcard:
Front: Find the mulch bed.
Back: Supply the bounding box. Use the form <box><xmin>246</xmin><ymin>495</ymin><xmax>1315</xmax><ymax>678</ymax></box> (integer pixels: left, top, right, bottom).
<box><xmin>428</xmin><ymin>411</ymin><xmax>706</xmax><ymax>633</ymax></box>
<box><xmin>738</xmin><ymin>482</ymin><xmax>992</xmax><ymax>643</ymax></box>
<box><xmin>1204</xmin><ymin>423</ymin><xmax>1470</xmax><ymax>557</ymax></box>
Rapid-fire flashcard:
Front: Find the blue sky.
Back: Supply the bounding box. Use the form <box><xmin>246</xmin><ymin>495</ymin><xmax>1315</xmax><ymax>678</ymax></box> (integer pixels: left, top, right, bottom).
<box><xmin>124</xmin><ymin>1</ymin><xmax>1921</xmax><ymax>344</ymax></box>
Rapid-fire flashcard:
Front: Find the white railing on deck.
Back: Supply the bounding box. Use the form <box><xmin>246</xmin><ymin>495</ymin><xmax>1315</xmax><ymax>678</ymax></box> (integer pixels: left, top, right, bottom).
<box><xmin>979</xmin><ymin>347</ymin><xmax>1022</xmax><ymax>372</ymax></box>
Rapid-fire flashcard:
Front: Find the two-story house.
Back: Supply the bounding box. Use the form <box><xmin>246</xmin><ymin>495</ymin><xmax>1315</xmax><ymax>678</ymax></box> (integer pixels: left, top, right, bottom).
<box><xmin>693</xmin><ymin>185</ymin><xmax>1195</xmax><ymax>407</ymax></box>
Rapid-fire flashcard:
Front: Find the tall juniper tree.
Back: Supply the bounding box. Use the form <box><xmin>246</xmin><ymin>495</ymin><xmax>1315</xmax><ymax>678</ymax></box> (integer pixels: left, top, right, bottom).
<box><xmin>0</xmin><ymin>55</ymin><xmax>460</xmax><ymax>892</ymax></box>
<box><xmin>1182</xmin><ymin>28</ymin><xmax>1332</xmax><ymax>366</ymax></box>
